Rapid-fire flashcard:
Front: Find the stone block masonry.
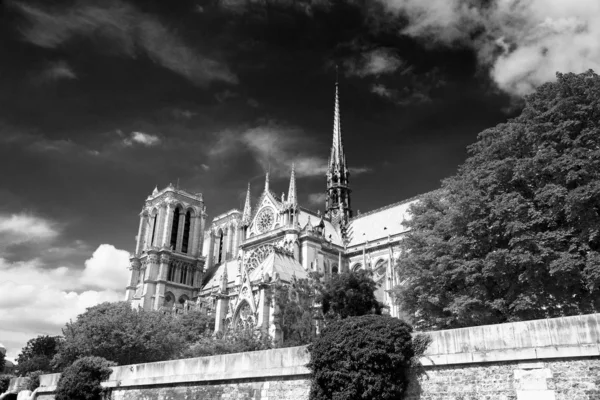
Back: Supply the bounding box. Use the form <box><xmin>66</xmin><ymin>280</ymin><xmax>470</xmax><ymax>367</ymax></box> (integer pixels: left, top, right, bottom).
<box><xmin>111</xmin><ymin>377</ymin><xmax>310</xmax><ymax>400</ymax></box>
<box><xmin>17</xmin><ymin>313</ymin><xmax>600</xmax><ymax>400</ymax></box>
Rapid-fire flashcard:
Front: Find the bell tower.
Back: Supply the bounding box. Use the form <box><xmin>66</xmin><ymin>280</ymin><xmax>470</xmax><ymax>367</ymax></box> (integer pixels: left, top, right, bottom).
<box><xmin>126</xmin><ymin>184</ymin><xmax>207</xmax><ymax>312</ymax></box>
<box><xmin>325</xmin><ymin>79</ymin><xmax>352</xmax><ymax>235</ymax></box>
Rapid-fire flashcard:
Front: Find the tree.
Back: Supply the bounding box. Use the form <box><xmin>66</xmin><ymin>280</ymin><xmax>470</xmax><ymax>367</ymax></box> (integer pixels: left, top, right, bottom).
<box><xmin>16</xmin><ymin>335</ymin><xmax>62</xmax><ymax>376</ymax></box>
<box><xmin>55</xmin><ymin>357</ymin><xmax>115</xmax><ymax>400</ymax></box>
<box><xmin>395</xmin><ymin>70</ymin><xmax>600</xmax><ymax>330</ymax></box>
<box><xmin>0</xmin><ymin>350</ymin><xmax>5</xmax><ymax>373</ymax></box>
<box><xmin>53</xmin><ymin>302</ymin><xmax>214</xmax><ymax>370</ymax></box>
<box><xmin>320</xmin><ymin>270</ymin><xmax>382</xmax><ymax>319</ymax></box>
<box><xmin>308</xmin><ymin>315</ymin><xmax>420</xmax><ymax>400</ymax></box>
<box><xmin>275</xmin><ymin>272</ymin><xmax>323</xmax><ymax>347</ymax></box>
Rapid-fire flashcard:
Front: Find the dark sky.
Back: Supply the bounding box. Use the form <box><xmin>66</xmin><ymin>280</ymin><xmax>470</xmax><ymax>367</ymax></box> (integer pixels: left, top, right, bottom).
<box><xmin>0</xmin><ymin>0</ymin><xmax>516</xmax><ymax>261</ymax></box>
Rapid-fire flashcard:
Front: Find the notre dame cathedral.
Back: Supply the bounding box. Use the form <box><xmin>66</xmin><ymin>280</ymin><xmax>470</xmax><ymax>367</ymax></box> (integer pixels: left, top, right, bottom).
<box><xmin>125</xmin><ymin>82</ymin><xmax>418</xmax><ymax>340</ymax></box>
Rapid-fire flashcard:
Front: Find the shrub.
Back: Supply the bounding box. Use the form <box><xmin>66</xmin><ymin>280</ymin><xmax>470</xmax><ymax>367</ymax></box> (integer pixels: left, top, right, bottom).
<box><xmin>0</xmin><ymin>374</ymin><xmax>16</xmax><ymax>394</ymax></box>
<box><xmin>308</xmin><ymin>315</ymin><xmax>419</xmax><ymax>400</ymax></box>
<box><xmin>25</xmin><ymin>370</ymin><xmax>43</xmax><ymax>392</ymax></box>
<box><xmin>55</xmin><ymin>357</ymin><xmax>115</xmax><ymax>400</ymax></box>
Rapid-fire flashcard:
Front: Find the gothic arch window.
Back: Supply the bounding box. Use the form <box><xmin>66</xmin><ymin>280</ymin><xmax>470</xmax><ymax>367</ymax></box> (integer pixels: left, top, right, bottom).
<box><xmin>170</xmin><ymin>207</ymin><xmax>181</xmax><ymax>250</ymax></box>
<box><xmin>352</xmin><ymin>263</ymin><xmax>362</xmax><ymax>272</ymax></box>
<box><xmin>149</xmin><ymin>210</ymin><xmax>158</xmax><ymax>247</ymax></box>
<box><xmin>332</xmin><ymin>264</ymin><xmax>339</xmax><ymax>274</ymax></box>
<box><xmin>234</xmin><ymin>300</ymin><xmax>255</xmax><ymax>329</ymax></box>
<box><xmin>182</xmin><ymin>210</ymin><xmax>192</xmax><ymax>253</ymax></box>
<box><xmin>167</xmin><ymin>263</ymin><xmax>175</xmax><ymax>281</ymax></box>
<box><xmin>178</xmin><ymin>295</ymin><xmax>189</xmax><ymax>304</ymax></box>
<box><xmin>181</xmin><ymin>265</ymin><xmax>188</xmax><ymax>284</ymax></box>
<box><xmin>373</xmin><ymin>259</ymin><xmax>387</xmax><ymax>282</ymax></box>
<box><xmin>217</xmin><ymin>229</ymin><xmax>225</xmax><ymax>264</ymax></box>
<box><xmin>245</xmin><ymin>244</ymin><xmax>274</xmax><ymax>272</ymax></box>
<box><xmin>164</xmin><ymin>292</ymin><xmax>175</xmax><ymax>309</ymax></box>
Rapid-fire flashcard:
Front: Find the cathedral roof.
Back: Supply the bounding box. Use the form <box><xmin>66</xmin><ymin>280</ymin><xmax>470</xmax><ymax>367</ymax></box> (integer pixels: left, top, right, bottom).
<box><xmin>345</xmin><ymin>196</ymin><xmax>420</xmax><ymax>248</ymax></box>
<box><xmin>249</xmin><ymin>248</ymin><xmax>307</xmax><ymax>283</ymax></box>
<box><xmin>202</xmin><ymin>260</ymin><xmax>238</xmax><ymax>288</ymax></box>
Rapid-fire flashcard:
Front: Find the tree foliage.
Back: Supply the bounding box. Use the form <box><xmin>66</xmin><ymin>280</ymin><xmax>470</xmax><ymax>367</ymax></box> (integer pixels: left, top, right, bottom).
<box><xmin>0</xmin><ymin>374</ymin><xmax>15</xmax><ymax>394</ymax></box>
<box><xmin>0</xmin><ymin>351</ymin><xmax>4</xmax><ymax>373</ymax></box>
<box><xmin>16</xmin><ymin>335</ymin><xmax>62</xmax><ymax>376</ymax></box>
<box><xmin>181</xmin><ymin>324</ymin><xmax>272</xmax><ymax>358</ymax></box>
<box><xmin>55</xmin><ymin>357</ymin><xmax>115</xmax><ymax>400</ymax></box>
<box><xmin>308</xmin><ymin>315</ymin><xmax>417</xmax><ymax>400</ymax></box>
<box><xmin>321</xmin><ymin>270</ymin><xmax>382</xmax><ymax>319</ymax></box>
<box><xmin>53</xmin><ymin>302</ymin><xmax>213</xmax><ymax>370</ymax></box>
<box><xmin>396</xmin><ymin>70</ymin><xmax>600</xmax><ymax>329</ymax></box>
<box><xmin>275</xmin><ymin>272</ymin><xmax>323</xmax><ymax>347</ymax></box>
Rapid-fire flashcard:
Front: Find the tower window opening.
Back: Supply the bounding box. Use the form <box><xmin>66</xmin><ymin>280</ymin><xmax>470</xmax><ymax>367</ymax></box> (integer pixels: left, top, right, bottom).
<box><xmin>167</xmin><ymin>263</ymin><xmax>175</xmax><ymax>281</ymax></box>
<box><xmin>170</xmin><ymin>207</ymin><xmax>181</xmax><ymax>250</ymax></box>
<box><xmin>150</xmin><ymin>215</ymin><xmax>157</xmax><ymax>247</ymax></box>
<box><xmin>181</xmin><ymin>266</ymin><xmax>188</xmax><ymax>285</ymax></box>
<box><xmin>218</xmin><ymin>231</ymin><xmax>224</xmax><ymax>264</ymax></box>
<box><xmin>182</xmin><ymin>211</ymin><xmax>191</xmax><ymax>253</ymax></box>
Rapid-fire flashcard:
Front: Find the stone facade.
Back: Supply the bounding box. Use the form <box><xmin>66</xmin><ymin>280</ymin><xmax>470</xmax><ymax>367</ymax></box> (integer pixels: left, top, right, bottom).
<box><xmin>111</xmin><ymin>377</ymin><xmax>310</xmax><ymax>400</ymax></box>
<box><xmin>406</xmin><ymin>359</ymin><xmax>600</xmax><ymax>400</ymax></box>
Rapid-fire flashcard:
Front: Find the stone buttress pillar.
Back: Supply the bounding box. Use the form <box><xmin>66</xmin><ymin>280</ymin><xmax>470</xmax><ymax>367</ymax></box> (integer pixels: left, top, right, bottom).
<box><xmin>154</xmin><ymin>205</ymin><xmax>166</xmax><ymax>247</ymax></box>
<box><xmin>161</xmin><ymin>203</ymin><xmax>175</xmax><ymax>249</ymax></box>
<box><xmin>214</xmin><ymin>295</ymin><xmax>229</xmax><ymax>334</ymax></box>
<box><xmin>153</xmin><ymin>253</ymin><xmax>170</xmax><ymax>310</ymax></box>
<box><xmin>141</xmin><ymin>253</ymin><xmax>158</xmax><ymax>311</ymax></box>
<box><xmin>135</xmin><ymin>211</ymin><xmax>148</xmax><ymax>255</ymax></box>
<box><xmin>190</xmin><ymin>214</ymin><xmax>202</xmax><ymax>256</ymax></box>
<box><xmin>256</xmin><ymin>284</ymin><xmax>271</xmax><ymax>332</ymax></box>
<box><xmin>206</xmin><ymin>231</ymin><xmax>215</xmax><ymax>269</ymax></box>
<box><xmin>176</xmin><ymin>211</ymin><xmax>186</xmax><ymax>252</ymax></box>
<box><xmin>268</xmin><ymin>285</ymin><xmax>283</xmax><ymax>345</ymax></box>
<box><xmin>125</xmin><ymin>257</ymin><xmax>141</xmax><ymax>301</ymax></box>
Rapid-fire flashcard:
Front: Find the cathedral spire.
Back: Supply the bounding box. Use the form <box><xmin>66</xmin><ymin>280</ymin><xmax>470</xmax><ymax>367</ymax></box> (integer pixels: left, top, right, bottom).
<box><xmin>325</xmin><ymin>77</ymin><xmax>352</xmax><ymax>236</ymax></box>
<box><xmin>287</xmin><ymin>163</ymin><xmax>297</xmax><ymax>207</ymax></box>
<box><xmin>242</xmin><ymin>183</ymin><xmax>252</xmax><ymax>226</ymax></box>
<box><xmin>264</xmin><ymin>171</ymin><xmax>270</xmax><ymax>193</ymax></box>
<box><xmin>330</xmin><ymin>76</ymin><xmax>345</xmax><ymax>170</ymax></box>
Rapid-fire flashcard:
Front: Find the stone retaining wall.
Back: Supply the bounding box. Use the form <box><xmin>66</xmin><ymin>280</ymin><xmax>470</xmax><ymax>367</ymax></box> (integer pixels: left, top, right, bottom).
<box><xmin>19</xmin><ymin>313</ymin><xmax>600</xmax><ymax>400</ymax></box>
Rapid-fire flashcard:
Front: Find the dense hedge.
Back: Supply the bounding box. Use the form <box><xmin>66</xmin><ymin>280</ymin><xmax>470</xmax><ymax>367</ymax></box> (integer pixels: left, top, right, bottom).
<box><xmin>0</xmin><ymin>374</ymin><xmax>15</xmax><ymax>394</ymax></box>
<box><xmin>308</xmin><ymin>315</ymin><xmax>418</xmax><ymax>400</ymax></box>
<box><xmin>55</xmin><ymin>357</ymin><xmax>115</xmax><ymax>400</ymax></box>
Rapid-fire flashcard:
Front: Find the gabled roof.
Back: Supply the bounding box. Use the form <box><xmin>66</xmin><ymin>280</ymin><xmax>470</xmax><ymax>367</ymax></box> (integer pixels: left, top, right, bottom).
<box><xmin>249</xmin><ymin>248</ymin><xmax>307</xmax><ymax>283</ymax></box>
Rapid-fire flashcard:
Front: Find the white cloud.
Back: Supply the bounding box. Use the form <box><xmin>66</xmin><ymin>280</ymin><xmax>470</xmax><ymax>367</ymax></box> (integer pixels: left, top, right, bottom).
<box><xmin>371</xmin><ymin>84</ymin><xmax>396</xmax><ymax>98</ymax></box>
<box><xmin>0</xmin><ymin>244</ymin><xmax>129</xmax><ymax>359</ymax></box>
<box><xmin>124</xmin><ymin>131</ymin><xmax>161</xmax><ymax>147</ymax></box>
<box><xmin>376</xmin><ymin>0</ymin><xmax>600</xmax><ymax>95</ymax></box>
<box><xmin>346</xmin><ymin>48</ymin><xmax>405</xmax><ymax>77</ymax></box>
<box><xmin>0</xmin><ymin>213</ymin><xmax>59</xmax><ymax>245</ymax></box>
<box><xmin>80</xmin><ymin>244</ymin><xmax>131</xmax><ymax>291</ymax></box>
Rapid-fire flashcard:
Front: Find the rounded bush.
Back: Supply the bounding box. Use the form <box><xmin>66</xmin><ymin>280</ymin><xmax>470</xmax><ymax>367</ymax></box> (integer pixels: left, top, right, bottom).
<box><xmin>308</xmin><ymin>315</ymin><xmax>416</xmax><ymax>400</ymax></box>
<box><xmin>55</xmin><ymin>357</ymin><xmax>115</xmax><ymax>400</ymax></box>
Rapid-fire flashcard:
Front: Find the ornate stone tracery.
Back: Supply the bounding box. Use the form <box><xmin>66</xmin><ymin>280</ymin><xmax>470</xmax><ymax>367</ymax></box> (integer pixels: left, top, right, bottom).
<box><xmin>245</xmin><ymin>244</ymin><xmax>274</xmax><ymax>271</ymax></box>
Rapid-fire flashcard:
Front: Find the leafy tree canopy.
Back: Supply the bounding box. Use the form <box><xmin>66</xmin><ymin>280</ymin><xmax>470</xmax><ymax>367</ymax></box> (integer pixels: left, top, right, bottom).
<box><xmin>308</xmin><ymin>315</ymin><xmax>418</xmax><ymax>400</ymax></box>
<box><xmin>53</xmin><ymin>301</ymin><xmax>213</xmax><ymax>370</ymax></box>
<box><xmin>16</xmin><ymin>335</ymin><xmax>62</xmax><ymax>376</ymax></box>
<box><xmin>321</xmin><ymin>270</ymin><xmax>382</xmax><ymax>319</ymax></box>
<box><xmin>396</xmin><ymin>70</ymin><xmax>600</xmax><ymax>330</ymax></box>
